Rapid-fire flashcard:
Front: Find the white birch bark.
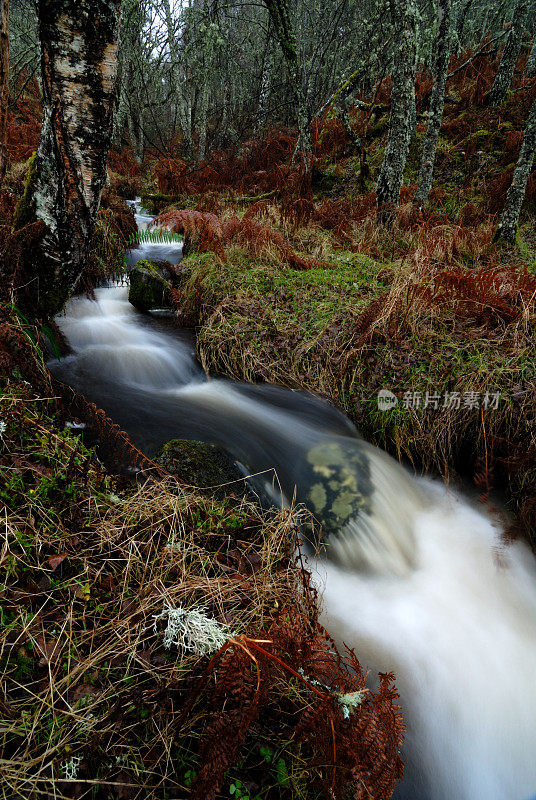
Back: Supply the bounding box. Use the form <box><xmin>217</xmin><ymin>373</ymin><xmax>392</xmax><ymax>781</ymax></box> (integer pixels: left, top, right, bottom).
<box><xmin>494</xmin><ymin>94</ymin><xmax>536</xmax><ymax>243</ymax></box>
<box><xmin>16</xmin><ymin>0</ymin><xmax>122</xmax><ymax>317</ymax></box>
<box><xmin>415</xmin><ymin>0</ymin><xmax>452</xmax><ymax>208</ymax></box>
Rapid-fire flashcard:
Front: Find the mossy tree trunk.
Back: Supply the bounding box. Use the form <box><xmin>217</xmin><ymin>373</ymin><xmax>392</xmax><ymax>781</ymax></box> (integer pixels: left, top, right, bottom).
<box><xmin>262</xmin><ymin>0</ymin><xmax>313</xmax><ymax>171</ymax></box>
<box><xmin>494</xmin><ymin>94</ymin><xmax>536</xmax><ymax>243</ymax></box>
<box><xmin>376</xmin><ymin>0</ymin><xmax>417</xmax><ymax>223</ymax></box>
<box><xmin>15</xmin><ymin>0</ymin><xmax>121</xmax><ymax>318</ymax></box>
<box><xmin>0</xmin><ymin>0</ymin><xmax>8</xmax><ymax>188</ymax></box>
<box><xmin>452</xmin><ymin>0</ymin><xmax>471</xmax><ymax>53</ymax></box>
<box><xmin>526</xmin><ymin>35</ymin><xmax>536</xmax><ymax>77</ymax></box>
<box><xmin>485</xmin><ymin>0</ymin><xmax>528</xmax><ymax>106</ymax></box>
<box><xmin>415</xmin><ymin>0</ymin><xmax>452</xmax><ymax>209</ymax></box>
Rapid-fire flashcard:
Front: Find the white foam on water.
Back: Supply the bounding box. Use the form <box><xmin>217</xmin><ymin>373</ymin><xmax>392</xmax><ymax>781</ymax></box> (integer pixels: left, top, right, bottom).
<box><xmin>314</xmin><ymin>479</ymin><xmax>536</xmax><ymax>800</ymax></box>
<box><xmin>56</xmin><ymin>286</ymin><xmax>197</xmax><ymax>389</ymax></box>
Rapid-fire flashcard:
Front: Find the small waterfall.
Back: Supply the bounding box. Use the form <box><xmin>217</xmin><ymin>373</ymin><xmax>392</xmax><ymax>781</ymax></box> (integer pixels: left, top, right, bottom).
<box><xmin>126</xmin><ymin>197</ymin><xmax>154</xmax><ymax>230</ymax></box>
<box><xmin>125</xmin><ymin>197</ymin><xmax>183</xmax><ymax>266</ymax></box>
<box><xmin>48</xmin><ymin>208</ymin><xmax>536</xmax><ymax>799</ymax></box>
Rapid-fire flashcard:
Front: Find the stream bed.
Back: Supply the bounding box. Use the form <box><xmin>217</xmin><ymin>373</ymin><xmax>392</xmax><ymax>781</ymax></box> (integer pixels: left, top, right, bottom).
<box><xmin>48</xmin><ymin>203</ymin><xmax>536</xmax><ymax>800</ymax></box>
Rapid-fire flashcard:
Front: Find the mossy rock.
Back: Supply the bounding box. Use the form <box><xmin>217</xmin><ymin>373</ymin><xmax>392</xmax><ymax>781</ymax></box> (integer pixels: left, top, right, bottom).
<box><xmin>128</xmin><ymin>260</ymin><xmax>174</xmax><ymax>311</ymax></box>
<box><xmin>158</xmin><ymin>439</ymin><xmax>245</xmax><ymax>497</ymax></box>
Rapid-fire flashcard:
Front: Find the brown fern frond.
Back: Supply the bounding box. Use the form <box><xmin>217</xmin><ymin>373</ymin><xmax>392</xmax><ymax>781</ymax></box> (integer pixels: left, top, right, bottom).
<box><xmin>221</xmin><ymin>215</ymin><xmax>323</xmax><ymax>271</ymax></box>
<box><xmin>152</xmin><ymin>209</ymin><xmax>225</xmax><ymax>258</ymax></box>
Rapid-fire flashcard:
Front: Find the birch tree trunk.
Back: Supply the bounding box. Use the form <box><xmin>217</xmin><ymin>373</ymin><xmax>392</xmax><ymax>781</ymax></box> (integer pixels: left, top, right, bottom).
<box><xmin>15</xmin><ymin>0</ymin><xmax>121</xmax><ymax>318</ymax></box>
<box><xmin>494</xmin><ymin>94</ymin><xmax>536</xmax><ymax>243</ymax></box>
<box><xmin>197</xmin><ymin>80</ymin><xmax>209</xmax><ymax>163</ymax></box>
<box><xmin>262</xmin><ymin>0</ymin><xmax>312</xmax><ymax>170</ymax></box>
<box><xmin>255</xmin><ymin>44</ymin><xmax>274</xmax><ymax>134</ymax></box>
<box><xmin>525</xmin><ymin>36</ymin><xmax>536</xmax><ymax>77</ymax></box>
<box><xmin>485</xmin><ymin>0</ymin><xmax>528</xmax><ymax>106</ymax></box>
<box><xmin>376</xmin><ymin>0</ymin><xmax>417</xmax><ymax>222</ymax></box>
<box><xmin>0</xmin><ymin>0</ymin><xmax>8</xmax><ymax>188</ymax></box>
<box><xmin>415</xmin><ymin>0</ymin><xmax>452</xmax><ymax>208</ymax></box>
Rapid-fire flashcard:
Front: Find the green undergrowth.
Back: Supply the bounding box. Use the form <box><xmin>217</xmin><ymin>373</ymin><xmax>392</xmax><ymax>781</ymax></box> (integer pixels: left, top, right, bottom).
<box><xmin>180</xmin><ymin>246</ymin><xmax>387</xmax><ymax>380</ymax></box>
<box><xmin>0</xmin><ymin>378</ymin><xmax>308</xmax><ymax>797</ymax></box>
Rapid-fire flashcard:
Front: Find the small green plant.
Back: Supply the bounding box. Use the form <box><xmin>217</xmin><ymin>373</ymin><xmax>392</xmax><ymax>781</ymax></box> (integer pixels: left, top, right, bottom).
<box><xmin>228</xmin><ymin>778</ymin><xmax>261</xmax><ymax>799</ymax></box>
<box><xmin>259</xmin><ymin>745</ymin><xmax>290</xmax><ymax>789</ymax></box>
<box><xmin>128</xmin><ymin>228</ymin><xmax>183</xmax><ymax>246</ymax></box>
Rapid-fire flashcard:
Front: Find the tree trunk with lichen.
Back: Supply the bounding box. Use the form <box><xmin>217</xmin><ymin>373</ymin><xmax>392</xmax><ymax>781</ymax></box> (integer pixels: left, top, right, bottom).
<box><xmin>14</xmin><ymin>0</ymin><xmax>121</xmax><ymax>318</ymax></box>
<box><xmin>485</xmin><ymin>0</ymin><xmax>528</xmax><ymax>106</ymax></box>
<box><xmin>526</xmin><ymin>36</ymin><xmax>536</xmax><ymax>77</ymax></box>
<box><xmin>415</xmin><ymin>0</ymin><xmax>452</xmax><ymax>208</ymax></box>
<box><xmin>376</xmin><ymin>0</ymin><xmax>417</xmax><ymax>222</ymax></box>
<box><xmin>262</xmin><ymin>0</ymin><xmax>312</xmax><ymax>171</ymax></box>
<box><xmin>494</xmin><ymin>94</ymin><xmax>536</xmax><ymax>243</ymax></box>
<box><xmin>0</xmin><ymin>0</ymin><xmax>8</xmax><ymax>188</ymax></box>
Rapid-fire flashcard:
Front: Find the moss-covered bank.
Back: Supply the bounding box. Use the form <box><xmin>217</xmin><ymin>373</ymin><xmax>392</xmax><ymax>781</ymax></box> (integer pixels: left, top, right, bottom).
<box><xmin>176</xmin><ymin>228</ymin><xmax>536</xmax><ymax>542</ymax></box>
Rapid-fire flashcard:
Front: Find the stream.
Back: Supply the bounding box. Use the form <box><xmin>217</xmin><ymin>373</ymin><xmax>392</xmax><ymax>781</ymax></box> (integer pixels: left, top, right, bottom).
<box><xmin>49</xmin><ymin>200</ymin><xmax>536</xmax><ymax>800</ymax></box>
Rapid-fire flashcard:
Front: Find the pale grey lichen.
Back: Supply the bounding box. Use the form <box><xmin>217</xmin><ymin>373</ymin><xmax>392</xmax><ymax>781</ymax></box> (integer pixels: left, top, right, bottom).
<box><xmin>153</xmin><ymin>603</ymin><xmax>231</xmax><ymax>656</ymax></box>
<box><xmin>336</xmin><ymin>690</ymin><xmax>367</xmax><ymax>720</ymax></box>
<box><xmin>62</xmin><ymin>756</ymin><xmax>82</xmax><ymax>780</ymax></box>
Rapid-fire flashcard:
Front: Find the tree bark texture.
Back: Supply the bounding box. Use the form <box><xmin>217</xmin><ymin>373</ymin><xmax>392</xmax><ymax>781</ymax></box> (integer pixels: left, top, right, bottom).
<box><xmin>0</xmin><ymin>0</ymin><xmax>8</xmax><ymax>188</ymax></box>
<box><xmin>16</xmin><ymin>0</ymin><xmax>122</xmax><ymax>317</ymax></box>
<box><xmin>525</xmin><ymin>36</ymin><xmax>536</xmax><ymax>77</ymax></box>
<box><xmin>262</xmin><ymin>0</ymin><xmax>312</xmax><ymax>169</ymax></box>
<box><xmin>376</xmin><ymin>0</ymin><xmax>417</xmax><ymax>221</ymax></box>
<box><xmin>494</xmin><ymin>94</ymin><xmax>536</xmax><ymax>243</ymax></box>
<box><xmin>415</xmin><ymin>0</ymin><xmax>452</xmax><ymax>208</ymax></box>
<box><xmin>485</xmin><ymin>0</ymin><xmax>528</xmax><ymax>106</ymax></box>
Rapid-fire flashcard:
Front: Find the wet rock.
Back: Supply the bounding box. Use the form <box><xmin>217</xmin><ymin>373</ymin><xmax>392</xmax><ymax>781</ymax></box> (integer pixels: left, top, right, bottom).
<box><xmin>158</xmin><ymin>439</ymin><xmax>246</xmax><ymax>497</ymax></box>
<box><xmin>128</xmin><ymin>260</ymin><xmax>177</xmax><ymax>311</ymax></box>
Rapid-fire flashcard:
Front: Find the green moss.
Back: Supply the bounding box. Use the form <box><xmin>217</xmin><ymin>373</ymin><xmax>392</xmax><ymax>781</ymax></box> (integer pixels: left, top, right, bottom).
<box><xmin>12</xmin><ymin>152</ymin><xmax>39</xmax><ymax>231</ymax></box>
<box><xmin>158</xmin><ymin>439</ymin><xmax>244</xmax><ymax>497</ymax></box>
<box><xmin>180</xmin><ymin>247</ymin><xmax>386</xmax><ymax>341</ymax></box>
<box><xmin>128</xmin><ymin>260</ymin><xmax>172</xmax><ymax>310</ymax></box>
<box><xmin>366</xmin><ymin>115</ymin><xmax>389</xmax><ymax>141</ymax></box>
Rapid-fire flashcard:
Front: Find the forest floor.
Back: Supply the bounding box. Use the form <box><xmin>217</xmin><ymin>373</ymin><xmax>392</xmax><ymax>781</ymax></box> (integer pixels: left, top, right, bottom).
<box><xmin>1</xmin><ymin>55</ymin><xmax>536</xmax><ymax>799</ymax></box>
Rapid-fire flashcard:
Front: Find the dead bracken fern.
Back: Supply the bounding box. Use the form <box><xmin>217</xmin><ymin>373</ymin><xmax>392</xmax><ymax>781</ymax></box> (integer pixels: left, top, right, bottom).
<box><xmin>57</xmin><ymin>381</ymin><xmax>167</xmax><ymax>475</ymax></box>
<box><xmin>221</xmin><ymin>215</ymin><xmax>322</xmax><ymax>270</ymax></box>
<box><xmin>152</xmin><ymin>208</ymin><xmax>225</xmax><ymax>258</ymax></box>
<box><xmin>153</xmin><ymin>208</ymin><xmax>322</xmax><ymax>270</ymax></box>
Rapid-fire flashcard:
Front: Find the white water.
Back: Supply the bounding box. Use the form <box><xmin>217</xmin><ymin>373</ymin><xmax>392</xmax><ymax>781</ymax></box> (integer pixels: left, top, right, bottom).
<box><xmin>126</xmin><ymin>197</ymin><xmax>154</xmax><ymax>230</ymax></box>
<box><xmin>317</xmin><ymin>481</ymin><xmax>536</xmax><ymax>800</ymax></box>
<box><xmin>56</xmin><ymin>287</ymin><xmax>200</xmax><ymax>390</ymax></box>
<box><xmin>49</xmin><ymin>222</ymin><xmax>536</xmax><ymax>799</ymax></box>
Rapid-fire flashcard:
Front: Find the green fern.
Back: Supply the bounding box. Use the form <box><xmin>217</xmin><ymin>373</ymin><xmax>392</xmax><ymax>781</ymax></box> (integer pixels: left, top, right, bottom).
<box><xmin>128</xmin><ymin>228</ymin><xmax>183</xmax><ymax>247</ymax></box>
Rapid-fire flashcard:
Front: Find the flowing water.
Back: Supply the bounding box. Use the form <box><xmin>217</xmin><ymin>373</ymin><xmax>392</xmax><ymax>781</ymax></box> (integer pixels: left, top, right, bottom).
<box><xmin>49</xmin><ymin>203</ymin><xmax>536</xmax><ymax>800</ymax></box>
